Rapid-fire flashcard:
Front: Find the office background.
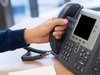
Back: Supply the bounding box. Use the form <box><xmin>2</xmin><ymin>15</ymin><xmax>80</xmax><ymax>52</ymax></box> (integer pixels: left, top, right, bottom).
<box><xmin>0</xmin><ymin>0</ymin><xmax>100</xmax><ymax>30</ymax></box>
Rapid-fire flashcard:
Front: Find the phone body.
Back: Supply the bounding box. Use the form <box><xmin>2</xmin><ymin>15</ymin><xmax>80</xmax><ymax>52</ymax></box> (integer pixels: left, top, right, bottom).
<box><xmin>50</xmin><ymin>2</ymin><xmax>100</xmax><ymax>75</ymax></box>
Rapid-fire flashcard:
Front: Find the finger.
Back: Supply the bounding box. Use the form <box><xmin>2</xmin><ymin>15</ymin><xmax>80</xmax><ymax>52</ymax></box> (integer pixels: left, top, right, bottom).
<box><xmin>53</xmin><ymin>32</ymin><xmax>62</xmax><ymax>39</ymax></box>
<box><xmin>43</xmin><ymin>18</ymin><xmax>67</xmax><ymax>31</ymax></box>
<box><xmin>54</xmin><ymin>25</ymin><xmax>66</xmax><ymax>31</ymax></box>
<box><xmin>51</xmin><ymin>18</ymin><xmax>68</xmax><ymax>26</ymax></box>
<box><xmin>53</xmin><ymin>31</ymin><xmax>64</xmax><ymax>37</ymax></box>
<box><xmin>55</xmin><ymin>36</ymin><xmax>62</xmax><ymax>39</ymax></box>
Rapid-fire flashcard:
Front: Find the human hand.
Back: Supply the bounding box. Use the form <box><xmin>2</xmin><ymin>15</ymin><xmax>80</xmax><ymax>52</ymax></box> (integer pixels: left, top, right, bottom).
<box><xmin>24</xmin><ymin>18</ymin><xmax>68</xmax><ymax>44</ymax></box>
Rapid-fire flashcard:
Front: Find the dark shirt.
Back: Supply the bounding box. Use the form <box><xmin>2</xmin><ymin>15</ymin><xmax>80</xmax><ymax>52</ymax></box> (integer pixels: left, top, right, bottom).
<box><xmin>0</xmin><ymin>29</ymin><xmax>29</xmax><ymax>52</ymax></box>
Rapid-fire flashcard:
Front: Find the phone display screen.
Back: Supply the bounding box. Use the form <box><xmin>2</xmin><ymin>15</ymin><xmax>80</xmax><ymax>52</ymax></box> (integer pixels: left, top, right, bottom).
<box><xmin>73</xmin><ymin>15</ymin><xmax>96</xmax><ymax>40</ymax></box>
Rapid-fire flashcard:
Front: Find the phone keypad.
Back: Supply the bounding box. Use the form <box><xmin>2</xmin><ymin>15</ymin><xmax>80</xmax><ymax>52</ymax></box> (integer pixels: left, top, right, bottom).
<box><xmin>59</xmin><ymin>41</ymin><xmax>91</xmax><ymax>73</ymax></box>
<box><xmin>74</xmin><ymin>48</ymin><xmax>91</xmax><ymax>73</ymax></box>
<box><xmin>90</xmin><ymin>55</ymin><xmax>100</xmax><ymax>75</ymax></box>
<box><xmin>59</xmin><ymin>41</ymin><xmax>74</xmax><ymax>61</ymax></box>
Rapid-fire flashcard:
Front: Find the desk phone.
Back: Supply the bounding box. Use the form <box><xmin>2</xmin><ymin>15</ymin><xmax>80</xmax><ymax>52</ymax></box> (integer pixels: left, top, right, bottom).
<box><xmin>50</xmin><ymin>2</ymin><xmax>100</xmax><ymax>75</ymax></box>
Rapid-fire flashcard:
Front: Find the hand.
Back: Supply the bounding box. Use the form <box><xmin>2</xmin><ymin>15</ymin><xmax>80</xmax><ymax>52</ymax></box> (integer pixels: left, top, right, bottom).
<box><xmin>24</xmin><ymin>18</ymin><xmax>68</xmax><ymax>44</ymax></box>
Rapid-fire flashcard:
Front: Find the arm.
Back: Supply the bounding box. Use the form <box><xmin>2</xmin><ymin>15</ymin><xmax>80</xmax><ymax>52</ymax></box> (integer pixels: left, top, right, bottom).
<box><xmin>0</xmin><ymin>18</ymin><xmax>67</xmax><ymax>52</ymax></box>
<box><xmin>0</xmin><ymin>29</ymin><xmax>29</xmax><ymax>52</ymax></box>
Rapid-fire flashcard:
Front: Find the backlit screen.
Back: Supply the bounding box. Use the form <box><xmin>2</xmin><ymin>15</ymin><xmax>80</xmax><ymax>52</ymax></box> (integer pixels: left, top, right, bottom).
<box><xmin>73</xmin><ymin>15</ymin><xmax>96</xmax><ymax>40</ymax></box>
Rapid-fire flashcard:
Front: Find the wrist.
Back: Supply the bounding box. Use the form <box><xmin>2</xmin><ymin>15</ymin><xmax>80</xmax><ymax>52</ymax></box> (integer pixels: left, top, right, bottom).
<box><xmin>24</xmin><ymin>29</ymin><xmax>33</xmax><ymax>44</ymax></box>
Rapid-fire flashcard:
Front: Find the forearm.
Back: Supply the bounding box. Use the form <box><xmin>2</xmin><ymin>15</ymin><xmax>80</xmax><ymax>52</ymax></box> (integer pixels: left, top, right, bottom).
<box><xmin>0</xmin><ymin>29</ymin><xmax>29</xmax><ymax>52</ymax></box>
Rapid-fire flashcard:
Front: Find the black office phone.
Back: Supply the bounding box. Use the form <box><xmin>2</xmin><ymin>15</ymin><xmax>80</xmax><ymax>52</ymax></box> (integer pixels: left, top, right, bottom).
<box><xmin>50</xmin><ymin>2</ymin><xmax>100</xmax><ymax>75</ymax></box>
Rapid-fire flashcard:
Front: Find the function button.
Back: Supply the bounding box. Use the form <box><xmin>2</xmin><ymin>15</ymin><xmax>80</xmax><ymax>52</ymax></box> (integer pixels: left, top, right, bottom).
<box><xmin>74</xmin><ymin>48</ymin><xmax>78</xmax><ymax>52</ymax></box>
<box><xmin>65</xmin><ymin>57</ymin><xmax>68</xmax><ymax>61</ymax></box>
<box><xmin>93</xmin><ymin>30</ymin><xmax>96</xmax><ymax>32</ymax></box>
<box><xmin>74</xmin><ymin>62</ymin><xmax>85</xmax><ymax>73</ymax></box>
<box><xmin>68</xmin><ymin>42</ymin><xmax>71</xmax><ymax>46</ymax></box>
<box><xmin>65</xmin><ymin>41</ymin><xmax>74</xmax><ymax>48</ymax></box>
<box><xmin>96</xmin><ymin>61</ymin><xmax>100</xmax><ymax>64</ymax></box>
<box><xmin>72</xmin><ymin>36</ymin><xmax>74</xmax><ymax>38</ymax></box>
<box><xmin>66</xmin><ymin>41</ymin><xmax>69</xmax><ymax>45</ymax></box>
<box><xmin>79</xmin><ymin>53</ymin><xmax>83</xmax><ymax>58</ymax></box>
<box><xmin>64</xmin><ymin>46</ymin><xmax>67</xmax><ymax>49</ymax></box>
<box><xmin>95</xmin><ymin>25</ymin><xmax>98</xmax><ymax>28</ymax></box>
<box><xmin>62</xmin><ymin>56</ymin><xmax>66</xmax><ymax>59</ymax></box>
<box><xmin>68</xmin><ymin>48</ymin><xmax>72</xmax><ymax>52</ymax></box>
<box><xmin>92</xmin><ymin>66</ymin><xmax>100</xmax><ymax>72</ymax></box>
<box><xmin>80</xmin><ymin>68</ymin><xmax>84</xmax><ymax>72</ymax></box>
<box><xmin>82</xmin><ymin>41</ymin><xmax>85</xmax><ymax>44</ymax></box>
<box><xmin>83</xmin><ymin>52</ymin><xmax>86</xmax><ymax>56</ymax></box>
<box><xmin>70</xmin><ymin>44</ymin><xmax>74</xmax><ymax>48</ymax></box>
<box><xmin>81</xmin><ymin>49</ymin><xmax>85</xmax><ymax>52</ymax></box>
<box><xmin>61</xmin><ymin>50</ymin><xmax>65</xmax><ymax>54</ymax></box>
<box><xmin>84</xmin><ymin>56</ymin><xmax>89</xmax><ymax>61</ymax></box>
<box><xmin>64</xmin><ymin>51</ymin><xmax>68</xmax><ymax>55</ymax></box>
<box><xmin>90</xmin><ymin>72</ymin><xmax>97</xmax><ymax>75</ymax></box>
<box><xmin>86</xmin><ymin>52</ymin><xmax>90</xmax><ymax>56</ymax></box>
<box><xmin>75</xmin><ymin>37</ymin><xmax>78</xmax><ymax>40</ymax></box>
<box><xmin>93</xmin><ymin>67</ymin><xmax>99</xmax><ymax>71</ymax></box>
<box><xmin>79</xmin><ymin>39</ymin><xmax>81</xmax><ymax>42</ymax></box>
<box><xmin>66</xmin><ymin>53</ymin><xmax>70</xmax><ymax>57</ymax></box>
<box><xmin>96</xmin><ymin>57</ymin><xmax>100</xmax><ymax>65</ymax></box>
<box><xmin>66</xmin><ymin>41</ymin><xmax>74</xmax><ymax>48</ymax></box>
<box><xmin>74</xmin><ymin>63</ymin><xmax>78</xmax><ymax>68</ymax></box>
<box><xmin>78</xmin><ymin>61</ymin><xmax>84</xmax><ymax>66</ymax></box>
<box><xmin>76</xmin><ymin>65</ymin><xmax>81</xmax><ymax>70</ymax></box>
<box><xmin>97</xmin><ymin>57</ymin><xmax>100</xmax><ymax>61</ymax></box>
<box><xmin>74</xmin><ymin>43</ymin><xmax>80</xmax><ymax>53</ymax></box>
<box><xmin>66</xmin><ymin>48</ymin><xmax>72</xmax><ymax>53</ymax></box>
<box><xmin>74</xmin><ymin>63</ymin><xmax>85</xmax><ymax>73</ymax></box>
<box><xmin>79</xmin><ymin>54</ymin><xmax>89</xmax><ymax>62</ymax></box>
<box><xmin>66</xmin><ymin>47</ymin><xmax>70</xmax><ymax>51</ymax></box>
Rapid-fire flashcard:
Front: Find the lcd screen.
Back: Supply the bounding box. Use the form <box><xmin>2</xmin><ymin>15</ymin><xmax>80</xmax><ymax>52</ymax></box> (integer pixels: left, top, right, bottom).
<box><xmin>73</xmin><ymin>15</ymin><xmax>96</xmax><ymax>40</ymax></box>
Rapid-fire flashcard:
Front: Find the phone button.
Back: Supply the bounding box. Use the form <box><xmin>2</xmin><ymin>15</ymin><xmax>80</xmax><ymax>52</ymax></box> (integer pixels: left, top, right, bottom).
<box><xmin>74</xmin><ymin>43</ymin><xmax>80</xmax><ymax>53</ymax></box>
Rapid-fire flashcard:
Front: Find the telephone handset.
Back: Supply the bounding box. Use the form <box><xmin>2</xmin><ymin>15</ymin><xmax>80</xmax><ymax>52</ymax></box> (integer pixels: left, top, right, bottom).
<box><xmin>50</xmin><ymin>2</ymin><xmax>83</xmax><ymax>54</ymax></box>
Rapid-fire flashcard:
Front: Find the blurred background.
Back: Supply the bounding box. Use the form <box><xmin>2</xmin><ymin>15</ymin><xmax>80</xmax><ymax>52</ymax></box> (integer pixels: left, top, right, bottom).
<box><xmin>0</xmin><ymin>0</ymin><xmax>100</xmax><ymax>30</ymax></box>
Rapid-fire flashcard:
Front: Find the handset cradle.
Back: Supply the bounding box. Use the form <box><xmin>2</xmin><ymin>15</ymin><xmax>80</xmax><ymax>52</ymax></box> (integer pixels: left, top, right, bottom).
<box><xmin>50</xmin><ymin>2</ymin><xmax>83</xmax><ymax>55</ymax></box>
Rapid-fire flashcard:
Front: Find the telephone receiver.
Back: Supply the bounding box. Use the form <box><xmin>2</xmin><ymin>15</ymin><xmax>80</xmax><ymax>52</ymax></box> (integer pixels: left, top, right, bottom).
<box><xmin>21</xmin><ymin>2</ymin><xmax>83</xmax><ymax>61</ymax></box>
<box><xmin>50</xmin><ymin>2</ymin><xmax>83</xmax><ymax>55</ymax></box>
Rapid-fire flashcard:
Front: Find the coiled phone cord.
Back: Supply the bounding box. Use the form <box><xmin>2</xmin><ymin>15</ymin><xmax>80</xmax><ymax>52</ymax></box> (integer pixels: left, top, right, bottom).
<box><xmin>21</xmin><ymin>47</ymin><xmax>51</xmax><ymax>61</ymax></box>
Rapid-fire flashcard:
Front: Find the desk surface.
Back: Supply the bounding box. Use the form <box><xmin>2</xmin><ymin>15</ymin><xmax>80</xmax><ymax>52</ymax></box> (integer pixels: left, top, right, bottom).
<box><xmin>0</xmin><ymin>17</ymin><xmax>75</xmax><ymax>75</ymax></box>
<box><xmin>0</xmin><ymin>48</ymin><xmax>75</xmax><ymax>75</ymax></box>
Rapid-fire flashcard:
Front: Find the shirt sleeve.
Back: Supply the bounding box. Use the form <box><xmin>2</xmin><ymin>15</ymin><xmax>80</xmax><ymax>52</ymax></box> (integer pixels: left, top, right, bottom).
<box><xmin>0</xmin><ymin>29</ymin><xmax>30</xmax><ymax>52</ymax></box>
